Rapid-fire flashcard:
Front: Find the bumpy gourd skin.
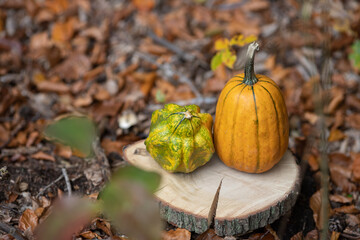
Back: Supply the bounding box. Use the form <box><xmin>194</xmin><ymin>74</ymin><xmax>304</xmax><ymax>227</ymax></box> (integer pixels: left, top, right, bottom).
<box><xmin>145</xmin><ymin>103</ymin><xmax>214</xmax><ymax>173</ymax></box>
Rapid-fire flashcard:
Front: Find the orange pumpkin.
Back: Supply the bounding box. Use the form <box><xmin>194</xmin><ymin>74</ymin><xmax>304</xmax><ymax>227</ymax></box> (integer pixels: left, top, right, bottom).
<box><xmin>214</xmin><ymin>42</ymin><xmax>289</xmax><ymax>173</ymax></box>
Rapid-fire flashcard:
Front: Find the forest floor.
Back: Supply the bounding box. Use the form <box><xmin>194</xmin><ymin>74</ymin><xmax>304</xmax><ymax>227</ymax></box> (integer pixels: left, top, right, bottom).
<box><xmin>1</xmin><ymin>0</ymin><xmax>360</xmax><ymax>239</ymax></box>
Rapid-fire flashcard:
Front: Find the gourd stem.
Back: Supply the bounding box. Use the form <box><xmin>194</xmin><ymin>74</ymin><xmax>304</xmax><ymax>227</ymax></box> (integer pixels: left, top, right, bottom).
<box><xmin>244</xmin><ymin>42</ymin><xmax>259</xmax><ymax>85</ymax></box>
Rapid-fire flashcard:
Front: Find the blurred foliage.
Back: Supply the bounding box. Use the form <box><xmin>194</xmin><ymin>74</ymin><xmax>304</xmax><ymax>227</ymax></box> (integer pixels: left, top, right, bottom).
<box><xmin>42</xmin><ymin>116</ymin><xmax>162</xmax><ymax>239</ymax></box>
<box><xmin>38</xmin><ymin>166</ymin><xmax>161</xmax><ymax>240</ymax></box>
<box><xmin>44</xmin><ymin>115</ymin><xmax>97</xmax><ymax>157</ymax></box>
<box><xmin>211</xmin><ymin>34</ymin><xmax>257</xmax><ymax>71</ymax></box>
<box><xmin>350</xmin><ymin>39</ymin><xmax>360</xmax><ymax>71</ymax></box>
<box><xmin>100</xmin><ymin>166</ymin><xmax>162</xmax><ymax>240</ymax></box>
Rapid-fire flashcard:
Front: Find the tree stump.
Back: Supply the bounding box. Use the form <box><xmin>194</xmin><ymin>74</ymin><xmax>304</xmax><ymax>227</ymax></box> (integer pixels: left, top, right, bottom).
<box><xmin>123</xmin><ymin>140</ymin><xmax>301</xmax><ymax>236</ymax></box>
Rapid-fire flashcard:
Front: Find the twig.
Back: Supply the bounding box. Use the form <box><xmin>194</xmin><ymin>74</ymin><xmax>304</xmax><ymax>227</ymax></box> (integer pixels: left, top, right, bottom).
<box><xmin>0</xmin><ymin>222</ymin><xmax>26</xmax><ymax>240</ymax></box>
<box><xmin>0</xmin><ymin>145</ymin><xmax>44</xmax><ymax>157</ymax></box>
<box><xmin>36</xmin><ymin>174</ymin><xmax>64</xmax><ymax>198</ymax></box>
<box><xmin>147</xmin><ymin>30</ymin><xmax>194</xmax><ymax>62</ymax></box>
<box><xmin>61</xmin><ymin>168</ymin><xmax>72</xmax><ymax>197</ymax></box>
<box><xmin>0</xmin><ymin>73</ymin><xmax>23</xmax><ymax>84</ymax></box>
<box><xmin>135</xmin><ymin>51</ymin><xmax>202</xmax><ymax>98</ymax></box>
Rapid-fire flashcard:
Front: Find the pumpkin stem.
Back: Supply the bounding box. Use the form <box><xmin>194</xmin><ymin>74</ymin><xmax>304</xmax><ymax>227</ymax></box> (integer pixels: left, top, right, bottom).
<box><xmin>244</xmin><ymin>42</ymin><xmax>259</xmax><ymax>85</ymax></box>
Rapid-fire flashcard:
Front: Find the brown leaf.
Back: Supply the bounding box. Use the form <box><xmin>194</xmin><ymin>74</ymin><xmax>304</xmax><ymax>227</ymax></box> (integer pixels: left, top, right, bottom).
<box><xmin>19</xmin><ymin>209</ymin><xmax>39</xmax><ymax>232</ymax></box>
<box><xmin>309</xmin><ymin>190</ymin><xmax>322</xmax><ymax>230</ymax></box>
<box><xmin>73</xmin><ymin>95</ymin><xmax>93</xmax><ymax>108</ymax></box>
<box><xmin>55</xmin><ymin>144</ymin><xmax>72</xmax><ymax>159</ymax></box>
<box><xmin>290</xmin><ymin>232</ymin><xmax>303</xmax><ymax>240</ymax></box>
<box><xmin>80</xmin><ymin>27</ymin><xmax>104</xmax><ymax>42</ymax></box>
<box><xmin>132</xmin><ymin>72</ymin><xmax>157</xmax><ymax>97</ymax></box>
<box><xmin>52</xmin><ymin>54</ymin><xmax>91</xmax><ymax>81</ymax></box>
<box><xmin>196</xmin><ymin>229</ymin><xmax>223</xmax><ymax>240</ymax></box>
<box><xmin>329</xmin><ymin>153</ymin><xmax>351</xmax><ymax>167</ymax></box>
<box><xmin>29</xmin><ymin>32</ymin><xmax>52</xmax><ymax>52</ymax></box>
<box><xmin>79</xmin><ymin>231</ymin><xmax>100</xmax><ymax>239</ymax></box>
<box><xmin>26</xmin><ymin>131</ymin><xmax>39</xmax><ymax>147</ymax></box>
<box><xmin>325</xmin><ymin>87</ymin><xmax>344</xmax><ymax>114</ymax></box>
<box><xmin>307</xmin><ymin>154</ymin><xmax>319</xmax><ymax>172</ymax></box>
<box><xmin>31</xmin><ymin>151</ymin><xmax>56</xmax><ymax>162</ymax></box>
<box><xmin>351</xmin><ymin>153</ymin><xmax>360</xmax><ymax>182</ymax></box>
<box><xmin>132</xmin><ymin>0</ymin><xmax>155</xmax><ymax>12</ymax></box>
<box><xmin>94</xmin><ymin>218</ymin><xmax>112</xmax><ymax>236</ymax></box>
<box><xmin>243</xmin><ymin>0</ymin><xmax>270</xmax><ymax>11</ymax></box>
<box><xmin>0</xmin><ymin>123</ymin><xmax>9</xmax><ymax>145</ymax></box>
<box><xmin>45</xmin><ymin>0</ymin><xmax>70</xmax><ymax>14</ymax></box>
<box><xmin>101</xmin><ymin>134</ymin><xmax>141</xmax><ymax>156</ymax></box>
<box><xmin>162</xmin><ymin>228</ymin><xmax>191</xmax><ymax>240</ymax></box>
<box><xmin>304</xmin><ymin>112</ymin><xmax>319</xmax><ymax>125</ymax></box>
<box><xmin>329</xmin><ymin>194</ymin><xmax>352</xmax><ymax>204</ymax></box>
<box><xmin>347</xmin><ymin>95</ymin><xmax>360</xmax><ymax>111</ymax></box>
<box><xmin>52</xmin><ymin>19</ymin><xmax>75</xmax><ymax>44</ymax></box>
<box><xmin>346</xmin><ymin>114</ymin><xmax>360</xmax><ymax>130</ymax></box>
<box><xmin>333</xmin><ymin>205</ymin><xmax>360</xmax><ymax>214</ymax></box>
<box><xmin>346</xmin><ymin>214</ymin><xmax>360</xmax><ymax>226</ymax></box>
<box><xmin>329</xmin><ymin>163</ymin><xmax>356</xmax><ymax>192</ymax></box>
<box><xmin>35</xmin><ymin>9</ymin><xmax>55</xmax><ymax>23</ymax></box>
<box><xmin>36</xmin><ymin>81</ymin><xmax>70</xmax><ymax>93</ymax></box>
<box><xmin>328</xmin><ymin>129</ymin><xmax>346</xmax><ymax>142</ymax></box>
<box><xmin>330</xmin><ymin>232</ymin><xmax>340</xmax><ymax>240</ymax></box>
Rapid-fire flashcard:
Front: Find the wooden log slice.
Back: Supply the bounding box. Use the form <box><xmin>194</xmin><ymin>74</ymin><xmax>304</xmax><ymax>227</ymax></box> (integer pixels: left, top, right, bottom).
<box><xmin>123</xmin><ymin>140</ymin><xmax>301</xmax><ymax>236</ymax></box>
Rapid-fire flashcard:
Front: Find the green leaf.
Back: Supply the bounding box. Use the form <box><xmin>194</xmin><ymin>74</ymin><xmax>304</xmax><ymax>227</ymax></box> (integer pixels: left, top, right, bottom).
<box><xmin>211</xmin><ymin>51</ymin><xmax>223</xmax><ymax>71</ymax></box>
<box><xmin>44</xmin><ymin>115</ymin><xmax>97</xmax><ymax>157</ymax></box>
<box><xmin>350</xmin><ymin>39</ymin><xmax>360</xmax><ymax>70</ymax></box>
<box><xmin>110</xmin><ymin>165</ymin><xmax>161</xmax><ymax>193</ymax></box>
<box><xmin>99</xmin><ymin>166</ymin><xmax>162</xmax><ymax>240</ymax></box>
<box><xmin>155</xmin><ymin>89</ymin><xmax>166</xmax><ymax>103</ymax></box>
<box><xmin>221</xmin><ymin>48</ymin><xmax>236</xmax><ymax>69</ymax></box>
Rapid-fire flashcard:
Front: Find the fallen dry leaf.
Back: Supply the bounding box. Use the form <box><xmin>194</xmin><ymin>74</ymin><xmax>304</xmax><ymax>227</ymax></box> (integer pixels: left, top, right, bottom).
<box><xmin>132</xmin><ymin>0</ymin><xmax>155</xmax><ymax>12</ymax></box>
<box><xmin>31</xmin><ymin>151</ymin><xmax>56</xmax><ymax>162</ymax></box>
<box><xmin>51</xmin><ymin>54</ymin><xmax>91</xmax><ymax>81</ymax></box>
<box><xmin>55</xmin><ymin>144</ymin><xmax>72</xmax><ymax>159</ymax></box>
<box><xmin>333</xmin><ymin>205</ymin><xmax>360</xmax><ymax>214</ymax></box>
<box><xmin>330</xmin><ymin>231</ymin><xmax>340</xmax><ymax>240</ymax></box>
<box><xmin>36</xmin><ymin>81</ymin><xmax>70</xmax><ymax>93</ymax></box>
<box><xmin>79</xmin><ymin>230</ymin><xmax>100</xmax><ymax>239</ymax></box>
<box><xmin>93</xmin><ymin>218</ymin><xmax>112</xmax><ymax>236</ymax></box>
<box><xmin>329</xmin><ymin>163</ymin><xmax>356</xmax><ymax>192</ymax></box>
<box><xmin>346</xmin><ymin>95</ymin><xmax>360</xmax><ymax>111</ymax></box>
<box><xmin>19</xmin><ymin>209</ymin><xmax>38</xmax><ymax>232</ymax></box>
<box><xmin>307</xmin><ymin>154</ymin><xmax>319</xmax><ymax>172</ymax></box>
<box><xmin>243</xmin><ymin>0</ymin><xmax>270</xmax><ymax>12</ymax></box>
<box><xmin>346</xmin><ymin>114</ymin><xmax>360</xmax><ymax>130</ymax></box>
<box><xmin>329</xmin><ymin>153</ymin><xmax>351</xmax><ymax>167</ymax></box>
<box><xmin>52</xmin><ymin>19</ymin><xmax>75</xmax><ymax>44</ymax></box>
<box><xmin>196</xmin><ymin>229</ymin><xmax>223</xmax><ymax>240</ymax></box>
<box><xmin>162</xmin><ymin>228</ymin><xmax>191</xmax><ymax>240</ymax></box>
<box><xmin>290</xmin><ymin>232</ymin><xmax>303</xmax><ymax>240</ymax></box>
<box><xmin>328</xmin><ymin>129</ymin><xmax>346</xmax><ymax>142</ymax></box>
<box><xmin>351</xmin><ymin>153</ymin><xmax>360</xmax><ymax>182</ymax></box>
<box><xmin>73</xmin><ymin>95</ymin><xmax>93</xmax><ymax>108</ymax></box>
<box><xmin>45</xmin><ymin>0</ymin><xmax>70</xmax><ymax>14</ymax></box>
<box><xmin>329</xmin><ymin>194</ymin><xmax>352</xmax><ymax>204</ymax></box>
<box><xmin>309</xmin><ymin>190</ymin><xmax>322</xmax><ymax>230</ymax></box>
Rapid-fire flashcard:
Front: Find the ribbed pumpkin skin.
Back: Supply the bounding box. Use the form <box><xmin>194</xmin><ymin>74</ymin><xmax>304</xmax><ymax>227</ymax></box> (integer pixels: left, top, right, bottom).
<box><xmin>145</xmin><ymin>103</ymin><xmax>214</xmax><ymax>173</ymax></box>
<box><xmin>214</xmin><ymin>74</ymin><xmax>289</xmax><ymax>173</ymax></box>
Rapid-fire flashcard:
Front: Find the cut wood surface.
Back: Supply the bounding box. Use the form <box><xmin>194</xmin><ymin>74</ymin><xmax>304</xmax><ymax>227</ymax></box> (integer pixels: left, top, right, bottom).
<box><xmin>123</xmin><ymin>140</ymin><xmax>301</xmax><ymax>236</ymax></box>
